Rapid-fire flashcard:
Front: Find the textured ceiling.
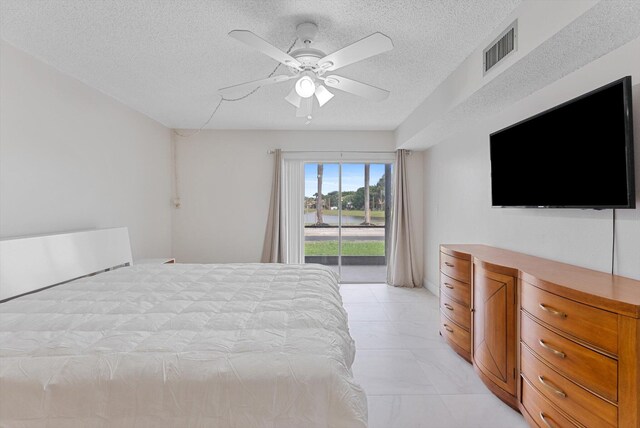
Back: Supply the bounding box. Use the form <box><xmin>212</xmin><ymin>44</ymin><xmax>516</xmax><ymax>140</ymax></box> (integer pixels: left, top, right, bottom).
<box><xmin>400</xmin><ymin>0</ymin><xmax>640</xmax><ymax>149</ymax></box>
<box><xmin>0</xmin><ymin>0</ymin><xmax>522</xmax><ymax>130</ymax></box>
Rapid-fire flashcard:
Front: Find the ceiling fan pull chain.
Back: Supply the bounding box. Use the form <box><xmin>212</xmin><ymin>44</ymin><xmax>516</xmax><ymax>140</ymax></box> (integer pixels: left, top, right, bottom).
<box><xmin>174</xmin><ymin>38</ymin><xmax>298</xmax><ymax>138</ymax></box>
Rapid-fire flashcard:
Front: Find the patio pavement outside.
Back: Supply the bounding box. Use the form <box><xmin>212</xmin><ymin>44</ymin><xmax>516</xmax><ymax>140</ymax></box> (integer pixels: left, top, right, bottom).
<box><xmin>305</xmin><ymin>227</ymin><xmax>387</xmax><ymax>283</ymax></box>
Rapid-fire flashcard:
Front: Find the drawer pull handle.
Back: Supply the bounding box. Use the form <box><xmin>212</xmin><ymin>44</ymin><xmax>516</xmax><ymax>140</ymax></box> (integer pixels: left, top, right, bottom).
<box><xmin>539</xmin><ymin>303</ymin><xmax>567</xmax><ymax>318</ymax></box>
<box><xmin>539</xmin><ymin>412</ymin><xmax>555</xmax><ymax>428</ymax></box>
<box><xmin>444</xmin><ymin>262</ymin><xmax>455</xmax><ymax>267</ymax></box>
<box><xmin>444</xmin><ymin>303</ymin><xmax>454</xmax><ymax>311</ymax></box>
<box><xmin>444</xmin><ymin>283</ymin><xmax>454</xmax><ymax>289</ymax></box>
<box><xmin>539</xmin><ymin>339</ymin><xmax>566</xmax><ymax>358</ymax></box>
<box><xmin>443</xmin><ymin>324</ymin><xmax>454</xmax><ymax>333</ymax></box>
<box><xmin>538</xmin><ymin>375</ymin><xmax>567</xmax><ymax>398</ymax></box>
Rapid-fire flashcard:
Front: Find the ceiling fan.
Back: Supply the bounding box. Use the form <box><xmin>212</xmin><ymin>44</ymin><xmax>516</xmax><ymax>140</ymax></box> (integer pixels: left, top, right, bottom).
<box><xmin>218</xmin><ymin>23</ymin><xmax>393</xmax><ymax>120</ymax></box>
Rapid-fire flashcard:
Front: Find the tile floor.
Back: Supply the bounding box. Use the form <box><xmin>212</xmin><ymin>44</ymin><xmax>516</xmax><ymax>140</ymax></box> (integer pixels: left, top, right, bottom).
<box><xmin>325</xmin><ymin>265</ymin><xmax>388</xmax><ymax>283</ymax></box>
<box><xmin>340</xmin><ymin>283</ymin><xmax>529</xmax><ymax>428</ymax></box>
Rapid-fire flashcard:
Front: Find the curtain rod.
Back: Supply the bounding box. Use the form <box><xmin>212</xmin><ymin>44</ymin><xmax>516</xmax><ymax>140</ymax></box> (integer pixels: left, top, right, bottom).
<box><xmin>267</xmin><ymin>150</ymin><xmax>410</xmax><ymax>154</ymax></box>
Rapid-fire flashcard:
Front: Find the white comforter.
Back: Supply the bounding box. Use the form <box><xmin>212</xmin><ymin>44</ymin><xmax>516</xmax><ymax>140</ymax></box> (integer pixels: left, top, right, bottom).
<box><xmin>0</xmin><ymin>263</ymin><xmax>367</xmax><ymax>427</ymax></box>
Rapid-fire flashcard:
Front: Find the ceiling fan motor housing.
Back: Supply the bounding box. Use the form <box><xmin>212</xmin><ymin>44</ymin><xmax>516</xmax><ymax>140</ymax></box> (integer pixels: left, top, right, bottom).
<box><xmin>293</xmin><ymin>23</ymin><xmax>324</xmax><ymax>70</ymax></box>
<box><xmin>291</xmin><ymin>47</ymin><xmax>325</xmax><ymax>69</ymax></box>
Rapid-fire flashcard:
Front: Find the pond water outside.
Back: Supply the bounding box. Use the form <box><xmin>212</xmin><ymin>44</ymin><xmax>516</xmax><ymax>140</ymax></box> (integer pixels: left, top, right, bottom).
<box><xmin>304</xmin><ymin>212</ymin><xmax>384</xmax><ymax>226</ymax></box>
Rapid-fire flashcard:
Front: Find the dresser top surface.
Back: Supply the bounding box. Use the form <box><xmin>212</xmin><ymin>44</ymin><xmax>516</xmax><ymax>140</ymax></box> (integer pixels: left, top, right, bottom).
<box><xmin>441</xmin><ymin>244</ymin><xmax>640</xmax><ymax>318</ymax></box>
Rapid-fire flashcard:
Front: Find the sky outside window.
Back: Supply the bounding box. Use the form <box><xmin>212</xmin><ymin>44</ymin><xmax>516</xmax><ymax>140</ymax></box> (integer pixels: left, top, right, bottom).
<box><xmin>304</xmin><ymin>163</ymin><xmax>386</xmax><ymax>197</ymax></box>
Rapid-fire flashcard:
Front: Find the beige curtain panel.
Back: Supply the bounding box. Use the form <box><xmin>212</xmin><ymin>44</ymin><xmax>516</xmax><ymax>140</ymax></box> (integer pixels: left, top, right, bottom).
<box><xmin>261</xmin><ymin>149</ymin><xmax>284</xmax><ymax>263</ymax></box>
<box><xmin>387</xmin><ymin>149</ymin><xmax>420</xmax><ymax>287</ymax></box>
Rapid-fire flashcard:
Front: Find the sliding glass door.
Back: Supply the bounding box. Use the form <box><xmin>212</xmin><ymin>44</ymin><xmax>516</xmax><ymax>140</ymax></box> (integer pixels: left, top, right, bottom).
<box><xmin>304</xmin><ymin>162</ymin><xmax>392</xmax><ymax>283</ymax></box>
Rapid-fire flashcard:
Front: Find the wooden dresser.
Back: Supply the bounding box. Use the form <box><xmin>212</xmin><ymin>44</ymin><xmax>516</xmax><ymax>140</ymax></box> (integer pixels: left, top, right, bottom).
<box><xmin>439</xmin><ymin>244</ymin><xmax>640</xmax><ymax>428</ymax></box>
<box><xmin>439</xmin><ymin>248</ymin><xmax>472</xmax><ymax>363</ymax></box>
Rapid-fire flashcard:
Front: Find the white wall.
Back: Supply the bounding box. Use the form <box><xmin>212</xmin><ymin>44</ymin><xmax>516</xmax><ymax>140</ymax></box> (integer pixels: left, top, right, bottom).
<box><xmin>0</xmin><ymin>41</ymin><xmax>173</xmax><ymax>259</ymax></box>
<box><xmin>422</xmin><ymin>37</ymin><xmax>640</xmax><ymax>292</ymax></box>
<box><xmin>172</xmin><ymin>130</ymin><xmax>424</xmax><ymax>281</ymax></box>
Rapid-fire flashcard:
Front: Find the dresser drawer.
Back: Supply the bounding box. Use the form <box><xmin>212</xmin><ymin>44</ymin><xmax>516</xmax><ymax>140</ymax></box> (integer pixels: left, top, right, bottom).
<box><xmin>521</xmin><ymin>313</ymin><xmax>618</xmax><ymax>402</ymax></box>
<box><xmin>440</xmin><ymin>311</ymin><xmax>471</xmax><ymax>353</ymax></box>
<box><xmin>522</xmin><ymin>283</ymin><xmax>618</xmax><ymax>355</ymax></box>
<box><xmin>522</xmin><ymin>377</ymin><xmax>580</xmax><ymax>428</ymax></box>
<box><xmin>440</xmin><ymin>252</ymin><xmax>471</xmax><ymax>284</ymax></box>
<box><xmin>440</xmin><ymin>291</ymin><xmax>470</xmax><ymax>329</ymax></box>
<box><xmin>440</xmin><ymin>273</ymin><xmax>470</xmax><ymax>306</ymax></box>
<box><xmin>521</xmin><ymin>344</ymin><xmax>617</xmax><ymax>428</ymax></box>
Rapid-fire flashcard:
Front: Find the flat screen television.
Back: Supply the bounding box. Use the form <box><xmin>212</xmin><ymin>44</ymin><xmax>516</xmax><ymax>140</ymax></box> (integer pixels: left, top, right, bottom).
<box><xmin>490</xmin><ymin>76</ymin><xmax>635</xmax><ymax>209</ymax></box>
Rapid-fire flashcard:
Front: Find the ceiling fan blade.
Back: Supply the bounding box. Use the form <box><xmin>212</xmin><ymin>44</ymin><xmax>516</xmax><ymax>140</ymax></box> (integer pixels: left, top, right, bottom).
<box><xmin>318</xmin><ymin>32</ymin><xmax>393</xmax><ymax>72</ymax></box>
<box><xmin>314</xmin><ymin>85</ymin><xmax>334</xmax><ymax>107</ymax></box>
<box><xmin>296</xmin><ymin>97</ymin><xmax>313</xmax><ymax>117</ymax></box>
<box><xmin>323</xmin><ymin>75</ymin><xmax>389</xmax><ymax>101</ymax></box>
<box><xmin>285</xmin><ymin>87</ymin><xmax>302</xmax><ymax>108</ymax></box>
<box><xmin>218</xmin><ymin>74</ymin><xmax>294</xmax><ymax>96</ymax></box>
<box><xmin>229</xmin><ymin>30</ymin><xmax>302</xmax><ymax>69</ymax></box>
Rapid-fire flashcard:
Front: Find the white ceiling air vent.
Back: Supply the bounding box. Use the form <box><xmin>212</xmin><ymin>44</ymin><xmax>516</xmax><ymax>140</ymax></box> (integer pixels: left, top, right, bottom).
<box><xmin>483</xmin><ymin>20</ymin><xmax>517</xmax><ymax>75</ymax></box>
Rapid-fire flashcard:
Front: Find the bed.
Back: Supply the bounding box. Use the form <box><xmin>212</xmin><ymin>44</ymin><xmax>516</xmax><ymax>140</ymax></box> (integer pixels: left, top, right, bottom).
<box><xmin>0</xmin><ymin>229</ymin><xmax>367</xmax><ymax>427</ymax></box>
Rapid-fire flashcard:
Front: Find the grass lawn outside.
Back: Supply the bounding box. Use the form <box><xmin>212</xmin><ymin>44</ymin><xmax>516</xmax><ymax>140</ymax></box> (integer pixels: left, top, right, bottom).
<box><xmin>304</xmin><ymin>240</ymin><xmax>385</xmax><ymax>256</ymax></box>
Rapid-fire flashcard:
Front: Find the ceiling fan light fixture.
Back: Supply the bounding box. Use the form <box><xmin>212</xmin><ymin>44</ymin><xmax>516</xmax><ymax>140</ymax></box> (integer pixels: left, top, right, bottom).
<box><xmin>295</xmin><ymin>76</ymin><xmax>316</xmax><ymax>98</ymax></box>
<box><xmin>224</xmin><ymin>26</ymin><xmax>393</xmax><ymax>120</ymax></box>
<box><xmin>285</xmin><ymin>87</ymin><xmax>302</xmax><ymax>108</ymax></box>
<box><xmin>314</xmin><ymin>85</ymin><xmax>334</xmax><ymax>107</ymax></box>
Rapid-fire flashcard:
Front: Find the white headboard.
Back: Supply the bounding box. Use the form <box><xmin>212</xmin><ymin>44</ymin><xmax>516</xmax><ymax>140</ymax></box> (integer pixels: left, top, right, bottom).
<box><xmin>0</xmin><ymin>227</ymin><xmax>132</xmax><ymax>301</ymax></box>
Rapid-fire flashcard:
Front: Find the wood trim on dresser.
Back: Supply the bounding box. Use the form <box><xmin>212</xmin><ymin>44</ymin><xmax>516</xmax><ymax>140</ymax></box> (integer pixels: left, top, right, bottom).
<box><xmin>619</xmin><ymin>315</ymin><xmax>640</xmax><ymax>427</ymax></box>
<box><xmin>440</xmin><ymin>245</ymin><xmax>473</xmax><ymax>261</ymax></box>
<box><xmin>473</xmin><ymin>265</ymin><xmax>518</xmax><ymax>406</ymax></box>
<box><xmin>439</xmin><ymin>244</ymin><xmax>640</xmax><ymax>428</ymax></box>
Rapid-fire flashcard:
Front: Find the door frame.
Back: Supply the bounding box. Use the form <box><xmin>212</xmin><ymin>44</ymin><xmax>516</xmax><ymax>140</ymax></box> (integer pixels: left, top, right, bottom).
<box><xmin>292</xmin><ymin>152</ymin><xmax>395</xmax><ymax>283</ymax></box>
